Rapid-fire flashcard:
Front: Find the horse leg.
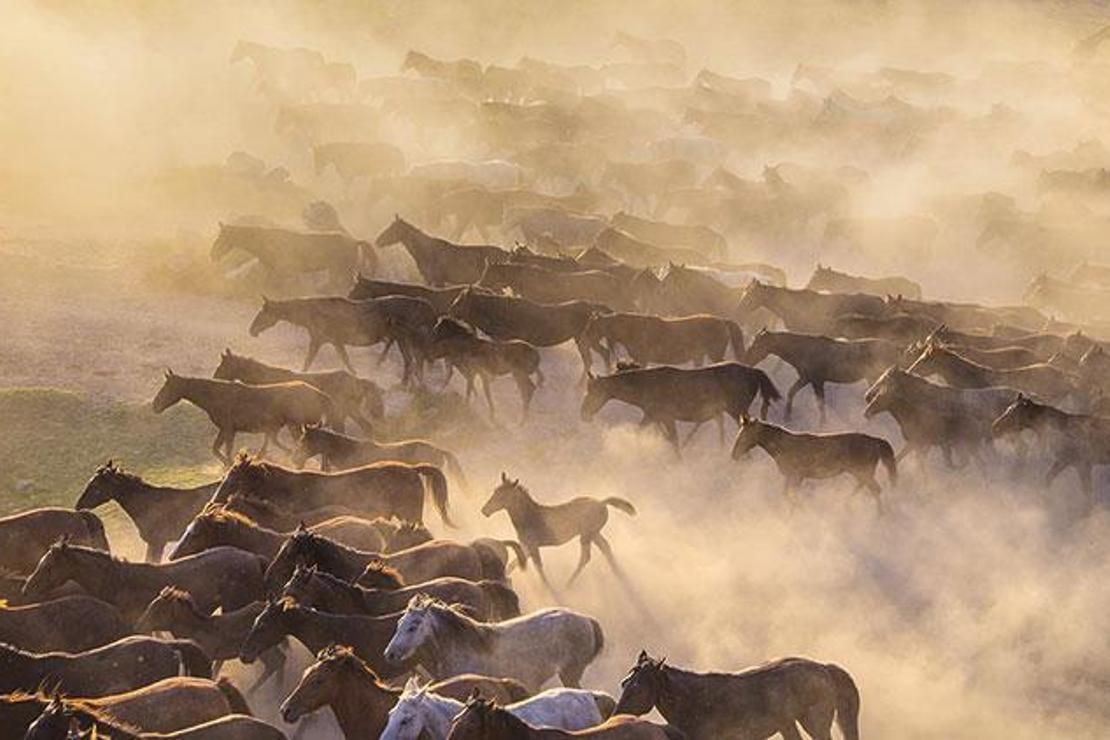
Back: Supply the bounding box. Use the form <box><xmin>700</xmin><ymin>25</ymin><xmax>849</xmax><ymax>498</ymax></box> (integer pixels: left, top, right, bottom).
<box><xmin>514</xmin><ymin>372</ymin><xmax>535</xmax><ymax>424</ymax></box>
<box><xmin>681</xmin><ymin>421</ymin><xmax>704</xmax><ymax>448</ymax></box>
<box><xmin>302</xmin><ymin>337</ymin><xmax>322</xmax><ymax>371</ymax></box>
<box><xmin>592</xmin><ymin>533</ymin><xmax>624</xmax><ymax>579</ymax></box>
<box><xmin>863</xmin><ymin>472</ymin><xmax>884</xmax><ymax>515</ymax></box>
<box><xmin>211</xmin><ymin>429</ymin><xmax>230</xmax><ymax>464</ymax></box>
<box><xmin>333</xmin><ymin>343</ymin><xmax>357</xmax><ymax>374</ymax></box>
<box><xmin>813</xmin><ymin>380</ymin><xmax>827</xmax><ymax>424</ymax></box>
<box><xmin>574</xmin><ymin>335</ymin><xmax>592</xmax><ymax>384</ymax></box>
<box><xmin>784</xmin><ymin>377</ymin><xmax>807</xmax><ymax>421</ymax></box>
<box><xmin>223</xmin><ymin>431</ymin><xmax>237</xmax><ymax>462</ymax></box>
<box><xmin>567</xmin><ymin>536</ymin><xmax>593</xmax><ymax>585</ymax></box>
<box><xmin>661</xmin><ymin>419</ymin><xmax>681</xmax><ymax>459</ymax></box>
<box><xmin>257</xmin><ymin>432</ymin><xmax>271</xmax><ymax>459</ymax></box>
<box><xmin>247</xmin><ymin>645</ymin><xmax>288</xmax><ymax>693</ymax></box>
<box><xmin>377</xmin><ymin>338</ymin><xmax>395</xmax><ymax>365</ymax></box>
<box><xmin>716</xmin><ymin>414</ymin><xmax>726</xmax><ymax>446</ymax></box>
<box><xmin>778</xmin><ymin>722</ymin><xmax>804</xmax><ymax>740</ymax></box>
<box><xmin>144</xmin><ymin>540</ymin><xmax>164</xmax><ymax>563</ymax></box>
<box><xmin>780</xmin><ymin>476</ymin><xmax>801</xmax><ymax>508</ymax></box>
<box><xmin>1044</xmin><ymin>457</ymin><xmax>1069</xmax><ymax>488</ymax></box>
<box><xmin>529</xmin><ymin>546</ymin><xmax>554</xmax><ymax>590</ymax></box>
<box><xmin>481</xmin><ymin>374</ymin><xmax>497</xmax><ymax>419</ymax></box>
<box><xmin>558</xmin><ymin>661</ymin><xmax>586</xmax><ymax>689</ymax></box>
<box><xmin>798</xmin><ymin>702</ymin><xmax>836</xmax><ymax>740</ymax></box>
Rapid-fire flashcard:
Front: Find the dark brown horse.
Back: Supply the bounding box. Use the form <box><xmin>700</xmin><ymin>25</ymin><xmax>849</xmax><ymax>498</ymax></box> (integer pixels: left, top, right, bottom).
<box><xmin>76</xmin><ymin>461</ymin><xmax>217</xmax><ymax>562</ymax></box>
<box><xmin>280</xmin><ymin>563</ymin><xmax>520</xmax><ymax>620</ymax></box>
<box><xmin>482</xmin><ymin>474</ymin><xmax>633</xmax><ymax>586</ymax></box>
<box><xmin>479</xmin><ymin>262</ymin><xmax>634</xmax><ymax>311</ymax></box>
<box><xmin>446</xmin><ymin>697</ymin><xmax>682</xmax><ymax>740</ymax></box>
<box><xmin>449</xmin><ymin>287</ymin><xmax>602</xmax><ymax>380</ymax></box>
<box><xmin>210</xmin><ymin>455</ymin><xmax>453</xmax><ymax>527</ymax></box>
<box><xmin>0</xmin><ymin>509</ymin><xmax>108</xmax><ymax>575</ymax></box>
<box><xmin>135</xmin><ymin>587</ymin><xmax>286</xmax><ymax>693</ymax></box>
<box><xmin>581</xmin><ymin>312</ymin><xmax>745</xmax><ymax>370</ymax></box>
<box><xmin>429</xmin><ymin>317</ymin><xmax>543</xmax><ymax>421</ymax></box>
<box><xmin>213</xmin><ymin>349</ymin><xmax>384</xmax><ymax>432</ymax></box>
<box><xmin>278</xmin><ymin>644</ymin><xmax>528</xmax><ymax>738</ymax></box>
<box><xmin>581</xmin><ymin>363</ymin><xmax>780</xmax><ymax>452</ymax></box>
<box><xmin>349</xmin><ymin>275</ymin><xmax>471</xmax><ymax>314</ymax></box>
<box><xmin>292</xmin><ymin>425</ymin><xmax>469</xmax><ymax>494</ymax></box>
<box><xmin>23</xmin><ymin>540</ymin><xmax>266</xmax><ymax>624</ymax></box>
<box><xmin>376</xmin><ymin>216</ymin><xmax>509</xmax><ymax>286</ymax></box>
<box><xmin>745</xmin><ymin>329</ymin><xmax>901</xmax><ymax>421</ymax></box>
<box><xmin>151</xmin><ymin>371</ymin><xmax>332</xmax><ymax>463</ymax></box>
<box><xmin>731</xmin><ymin>416</ymin><xmax>896</xmax><ymax>513</ymax></box>
<box><xmin>614</xmin><ymin>651</ymin><xmax>860</xmax><ymax>740</ymax></box>
<box><xmin>0</xmin><ymin>597</ymin><xmax>129</xmax><ymax>654</ymax></box>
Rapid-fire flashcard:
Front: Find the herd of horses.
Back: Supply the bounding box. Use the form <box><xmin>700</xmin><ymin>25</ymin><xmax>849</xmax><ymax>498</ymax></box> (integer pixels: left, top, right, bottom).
<box><xmin>13</xmin><ymin>18</ymin><xmax>1110</xmax><ymax>740</ymax></box>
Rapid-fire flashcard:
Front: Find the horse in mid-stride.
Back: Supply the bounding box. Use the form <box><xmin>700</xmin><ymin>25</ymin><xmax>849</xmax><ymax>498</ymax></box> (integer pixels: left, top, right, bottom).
<box><xmin>481</xmin><ymin>473</ymin><xmax>634</xmax><ymax>586</ymax></box>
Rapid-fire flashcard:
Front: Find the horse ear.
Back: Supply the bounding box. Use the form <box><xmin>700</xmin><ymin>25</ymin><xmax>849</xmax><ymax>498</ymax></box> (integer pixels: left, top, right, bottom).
<box><xmin>501</xmin><ymin>471</ymin><xmax>508</xmax><ymax>483</ymax></box>
<box><xmin>586</xmin><ymin>370</ymin><xmax>596</xmax><ymax>380</ymax></box>
<box><xmin>297</xmin><ymin>521</ymin><xmax>309</xmax><ymax>533</ymax></box>
<box><xmin>637</xmin><ymin>649</ymin><xmax>649</xmax><ymax>662</ymax></box>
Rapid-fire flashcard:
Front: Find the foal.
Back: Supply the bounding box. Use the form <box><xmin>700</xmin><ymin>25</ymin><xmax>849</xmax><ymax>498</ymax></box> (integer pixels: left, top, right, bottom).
<box><xmin>731</xmin><ymin>416</ymin><xmax>897</xmax><ymax>513</ymax></box>
<box><xmin>482</xmin><ymin>474</ymin><xmax>635</xmax><ymax>586</ymax></box>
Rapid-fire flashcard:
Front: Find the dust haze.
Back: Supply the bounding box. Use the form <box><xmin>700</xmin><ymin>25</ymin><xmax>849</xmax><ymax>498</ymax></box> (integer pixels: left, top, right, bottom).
<box><xmin>2</xmin><ymin>1</ymin><xmax>1109</xmax><ymax>739</ymax></box>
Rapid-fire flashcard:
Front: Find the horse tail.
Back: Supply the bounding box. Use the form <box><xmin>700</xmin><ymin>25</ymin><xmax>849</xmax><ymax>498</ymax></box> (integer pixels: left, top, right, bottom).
<box><xmin>440</xmin><ymin>449</ymin><xmax>471</xmax><ymax>496</ymax></box>
<box><xmin>172</xmin><ymin>640</ymin><xmax>214</xmax><ymax>678</ymax></box>
<box><xmin>725</xmin><ymin>319</ymin><xmax>746</xmax><ymax>360</ymax></box>
<box><xmin>588</xmin><ymin>618</ymin><xmax>605</xmax><ymax>663</ymax></box>
<box><xmin>602</xmin><ymin>497</ymin><xmax>637</xmax><ymax>516</ymax></box>
<box><xmin>478</xmin><ymin>579</ymin><xmax>521</xmax><ymax>619</ymax></box>
<box><xmin>78</xmin><ymin>511</ymin><xmax>110</xmax><ymax>551</ymax></box>
<box><xmin>215</xmin><ymin>677</ymin><xmax>253</xmax><ymax>716</ymax></box>
<box><xmin>879</xmin><ymin>439</ymin><xmax>898</xmax><ymax>487</ymax></box>
<box><xmin>755</xmin><ymin>369</ymin><xmax>782</xmax><ymax>403</ymax></box>
<box><xmin>471</xmin><ymin>540</ymin><xmax>508</xmax><ymax>581</ymax></box>
<box><xmin>499</xmin><ymin>539</ymin><xmax>529</xmax><ymax>571</ymax></box>
<box><xmin>828</xmin><ymin>663</ymin><xmax>861</xmax><ymax>740</ymax></box>
<box><xmin>417</xmin><ymin>465</ymin><xmax>455</xmax><ymax>528</ymax></box>
<box><xmin>356</xmin><ymin>377</ymin><xmax>386</xmax><ymax>419</ymax></box>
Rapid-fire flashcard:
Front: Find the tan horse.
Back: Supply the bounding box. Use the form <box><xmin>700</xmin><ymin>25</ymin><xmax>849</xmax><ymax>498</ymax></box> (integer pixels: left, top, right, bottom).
<box><xmin>482</xmin><ymin>474</ymin><xmax>634</xmax><ymax>586</ymax></box>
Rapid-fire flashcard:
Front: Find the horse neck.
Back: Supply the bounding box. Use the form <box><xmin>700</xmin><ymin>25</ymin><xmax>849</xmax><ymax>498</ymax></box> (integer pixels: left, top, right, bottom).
<box><xmin>223</xmin><ymin>520</ymin><xmax>282</xmax><ymax>553</ymax></box>
<box><xmin>175</xmin><ymin>377</ymin><xmax>230</xmax><ymax>415</ymax></box>
<box><xmin>232</xmin><ymin>358</ymin><xmax>284</xmax><ymax>383</ymax></box>
<box><xmin>752</xmin><ymin>424</ymin><xmax>791</xmax><ymax>456</ymax></box>
<box><xmin>284</xmin><ymin>607</ymin><xmax>338</xmax><ymax>654</ymax></box>
<box><xmin>62</xmin><ymin>550</ymin><xmax>119</xmax><ymax>595</ymax></box>
<box><xmin>502</xmin><ymin>487</ymin><xmax>539</xmax><ymax>521</ymax></box>
<box><xmin>933</xmin><ymin>350</ymin><xmax>989</xmax><ymax>384</ymax></box>
<box><xmin>314</xmin><ymin>540</ymin><xmax>367</xmax><ymax>580</ymax></box>
<box><xmin>334</xmin><ymin>666</ymin><xmax>398</xmax><ymax>735</ymax></box>
<box><xmin>421</xmin><ymin>694</ymin><xmax>465</xmax><ymax>736</ymax></box>
<box><xmin>756</xmin><ymin>287</ymin><xmax>806</xmax><ymax>324</ymax></box>
<box><xmin>656</xmin><ymin>665</ymin><xmax>709</xmax><ymax>727</ymax></box>
<box><xmin>1030</xmin><ymin>404</ymin><xmax>1070</xmax><ymax>430</ymax></box>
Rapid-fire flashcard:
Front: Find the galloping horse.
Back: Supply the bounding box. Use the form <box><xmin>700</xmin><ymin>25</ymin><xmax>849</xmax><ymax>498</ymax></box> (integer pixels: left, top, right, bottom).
<box><xmin>376</xmin><ymin>216</ymin><xmax>509</xmax><ymax>286</ymax></box>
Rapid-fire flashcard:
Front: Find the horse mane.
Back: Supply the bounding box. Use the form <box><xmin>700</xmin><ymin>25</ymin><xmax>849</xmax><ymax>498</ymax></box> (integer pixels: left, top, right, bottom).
<box><xmin>290</xmin><ymin>530</ymin><xmax>366</xmax><ymax>575</ymax></box>
<box><xmin>360</xmin><ymin>559</ymin><xmax>405</xmax><ymax>588</ymax></box>
<box><xmin>614</xmin><ymin>360</ymin><xmax>643</xmax><ymax>373</ymax></box>
<box><xmin>35</xmin><ymin>697</ymin><xmax>144</xmax><ymax>736</ymax></box>
<box><xmin>95</xmin><ymin>461</ymin><xmax>144</xmax><ymax>486</ymax></box>
<box><xmin>316</xmin><ymin>644</ymin><xmax>396</xmax><ymax>691</ymax></box>
<box><xmin>151</xmin><ymin>586</ymin><xmax>210</xmax><ymax>622</ymax></box>
<box><xmin>416</xmin><ymin>596</ymin><xmax>493</xmax><ymax>651</ymax></box>
<box><xmin>433</xmin><ymin>316</ymin><xmax>478</xmax><ymax>340</ymax></box>
<box><xmin>198</xmin><ymin>502</ymin><xmax>261</xmax><ymax>528</ymax></box>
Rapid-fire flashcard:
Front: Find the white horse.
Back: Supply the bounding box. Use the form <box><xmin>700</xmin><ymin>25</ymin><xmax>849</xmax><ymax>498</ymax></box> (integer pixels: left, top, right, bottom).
<box><xmin>383</xmin><ymin>595</ymin><xmax>604</xmax><ymax>692</ymax></box>
<box><xmin>380</xmin><ymin>677</ymin><xmax>614</xmax><ymax>739</ymax></box>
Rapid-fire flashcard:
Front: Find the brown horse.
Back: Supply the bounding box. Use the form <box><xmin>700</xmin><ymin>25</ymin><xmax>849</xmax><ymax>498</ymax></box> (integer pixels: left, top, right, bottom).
<box><xmin>614</xmin><ymin>651</ymin><xmax>859</xmax><ymax>740</ymax></box>
<box><xmin>209</xmin><ymin>455</ymin><xmax>453</xmax><ymax>527</ymax></box>
<box><xmin>279</xmin><ymin>644</ymin><xmax>528</xmax><ymax>738</ymax></box>
<box><xmin>581</xmin><ymin>363</ymin><xmax>780</xmax><ymax>452</ymax></box>
<box><xmin>449</xmin><ymin>287</ymin><xmax>602</xmax><ymax>380</ymax></box>
<box><xmin>24</xmin><ymin>697</ymin><xmax>284</xmax><ymax>739</ymax></box>
<box><xmin>23</xmin><ymin>540</ymin><xmax>266</xmax><ymax>624</ymax></box>
<box><xmin>482</xmin><ymin>474</ymin><xmax>633</xmax><ymax>586</ymax></box>
<box><xmin>806</xmin><ymin>263</ymin><xmax>922</xmax><ymax>300</ymax></box>
<box><xmin>76</xmin><ymin>461</ymin><xmax>217</xmax><ymax>562</ymax></box>
<box><xmin>151</xmin><ymin>371</ymin><xmax>332</xmax><ymax>463</ymax></box>
<box><xmin>745</xmin><ymin>329</ymin><xmax>901</xmax><ymax>421</ymax></box>
<box><xmin>135</xmin><ymin>587</ymin><xmax>286</xmax><ymax>693</ymax></box>
<box><xmin>213</xmin><ymin>349</ymin><xmax>384</xmax><ymax>432</ymax></box>
<box><xmin>479</xmin><ymin>261</ymin><xmax>633</xmax><ymax>311</ymax></box>
<box><xmin>264</xmin><ymin>528</ymin><xmax>492</xmax><ymax>592</ymax></box>
<box><xmin>731</xmin><ymin>416</ymin><xmax>897</xmax><ymax>513</ymax></box>
<box><xmin>736</xmin><ymin>280</ymin><xmax>885</xmax><ymax>334</ymax></box>
<box><xmin>211</xmin><ymin>221</ymin><xmax>364</xmax><ymax>291</ymax></box>
<box><xmin>581</xmin><ymin>311</ymin><xmax>745</xmax><ymax>371</ymax></box>
<box><xmin>429</xmin><ymin>317</ymin><xmax>543</xmax><ymax>421</ymax></box>
<box><xmin>292</xmin><ymin>425</ymin><xmax>470</xmax><ymax>493</ymax></box>
<box><xmin>0</xmin><ymin>509</ymin><xmax>108</xmax><ymax>575</ymax></box>
<box><xmin>0</xmin><ymin>597</ymin><xmax>129</xmax><ymax>654</ymax></box>
<box><xmin>376</xmin><ymin>216</ymin><xmax>509</xmax><ymax>286</ymax></box>
<box><xmin>906</xmin><ymin>342</ymin><xmax>1078</xmax><ymax>401</ymax></box>
<box><xmin>446</xmin><ymin>697</ymin><xmax>682</xmax><ymax>740</ymax></box>
<box><xmin>169</xmin><ymin>504</ymin><xmax>388</xmax><ymax>560</ymax></box>
<box><xmin>0</xmin><ymin>636</ymin><xmax>212</xmax><ymax>697</ymax></box>
<box><xmin>280</xmin><ymin>563</ymin><xmax>520</xmax><ymax>621</ymax></box>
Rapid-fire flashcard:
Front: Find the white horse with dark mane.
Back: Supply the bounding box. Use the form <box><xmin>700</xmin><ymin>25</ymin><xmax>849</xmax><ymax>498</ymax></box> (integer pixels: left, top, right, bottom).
<box><xmin>383</xmin><ymin>595</ymin><xmax>604</xmax><ymax>692</ymax></box>
<box><xmin>380</xmin><ymin>676</ymin><xmax>615</xmax><ymax>739</ymax></box>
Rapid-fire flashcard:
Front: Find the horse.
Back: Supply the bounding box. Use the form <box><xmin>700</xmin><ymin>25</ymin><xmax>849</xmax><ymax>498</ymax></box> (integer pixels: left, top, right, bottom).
<box><xmin>213</xmin><ymin>349</ymin><xmax>384</xmax><ymax>432</ymax></box>
<box><xmin>482</xmin><ymin>474</ymin><xmax>634</xmax><ymax>586</ymax></box>
<box><xmin>169</xmin><ymin>504</ymin><xmax>388</xmax><ymax>560</ymax></box>
<box><xmin>384</xmin><ymin>595</ymin><xmax>604</xmax><ymax>693</ymax></box>
<box><xmin>0</xmin><ymin>637</ymin><xmax>212</xmax><ymax>697</ymax></box>
<box><xmin>479</xmin><ymin>261</ymin><xmax>634</xmax><ymax>311</ymax></box>
<box><xmin>280</xmin><ymin>563</ymin><xmax>520</xmax><ymax>621</ymax></box>
<box><xmin>745</xmin><ymin>329</ymin><xmax>901</xmax><ymax>421</ymax></box>
<box><xmin>731</xmin><ymin>416</ymin><xmax>896</xmax><ymax>513</ymax></box>
<box><xmin>610</xmin><ymin>212</ymin><xmax>727</xmax><ymax>261</ymax></box>
<box><xmin>736</xmin><ymin>280</ymin><xmax>886</xmax><ymax>334</ymax></box>
<box><xmin>240</xmin><ymin>597</ymin><xmax>406</xmax><ymax>681</ymax></box>
<box><xmin>614</xmin><ymin>651</ymin><xmax>860</xmax><ymax>740</ymax></box>
<box><xmin>313</xmin><ymin>141</ymin><xmax>406</xmax><ymax>186</ymax></box>
<box><xmin>446</xmin><ymin>696</ymin><xmax>682</xmax><ymax>740</ymax></box>
<box><xmin>827</xmin><ymin>312</ymin><xmax>935</xmax><ymax>344</ymax></box>
<box><xmin>806</xmin><ymin>263</ymin><xmax>923</xmax><ymax>300</ymax></box>
<box><xmin>76</xmin><ymin>461</ymin><xmax>217</xmax><ymax>562</ymax></box>
<box><xmin>905</xmin><ymin>342</ymin><xmax>1078</xmax><ymax>402</ymax></box>
<box><xmin>581</xmin><ymin>311</ymin><xmax>745</xmax><ymax>371</ymax></box>
<box><xmin>292</xmin><ymin>425</ymin><xmax>470</xmax><ymax>493</ymax></box>
<box><xmin>263</xmin><ymin>528</ymin><xmax>491</xmax><ymax>592</ymax></box>
<box><xmin>448</xmin><ymin>287</ymin><xmax>602</xmax><ymax>380</ymax></box>
<box><xmin>209</xmin><ymin>455</ymin><xmax>453</xmax><ymax>528</ymax></box>
<box><xmin>24</xmin><ymin>696</ymin><xmax>284</xmax><ymax>740</ymax></box>
<box><xmin>429</xmin><ymin>317</ymin><xmax>543</xmax><ymax>421</ymax></box>
<box><xmin>382</xmin><ymin>677</ymin><xmax>613</xmax><ymax>740</ymax></box>
<box><xmin>902</xmin><ymin>336</ymin><xmax>1046</xmax><ymax>371</ymax></box>
<box><xmin>0</xmin><ymin>679</ymin><xmax>251</xmax><ymax>736</ymax></box>
<box><xmin>135</xmin><ymin>587</ymin><xmax>285</xmax><ymax>693</ymax></box>
<box><xmin>278</xmin><ymin>644</ymin><xmax>528</xmax><ymax>738</ymax></box>
<box><xmin>22</xmin><ymin>540</ymin><xmax>266</xmax><ymax>624</ymax></box>
<box><xmin>992</xmin><ymin>393</ymin><xmax>1110</xmax><ymax>502</ymax></box>
<box><xmin>151</xmin><ymin>370</ymin><xmax>333</xmax><ymax>464</ymax></box>
<box><xmin>349</xmin><ymin>275</ymin><xmax>471</xmax><ymax>314</ymax></box>
<box><xmin>376</xmin><ymin>216</ymin><xmax>509</xmax><ymax>286</ymax></box>
<box><xmin>210</xmin><ymin>222</ymin><xmax>367</xmax><ymax>290</ymax></box>
<box><xmin>0</xmin><ymin>596</ymin><xmax>129</xmax><ymax>654</ymax></box>
<box><xmin>0</xmin><ymin>509</ymin><xmax>108</xmax><ymax>575</ymax></box>
<box><xmin>581</xmin><ymin>363</ymin><xmax>780</xmax><ymax>453</ymax></box>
